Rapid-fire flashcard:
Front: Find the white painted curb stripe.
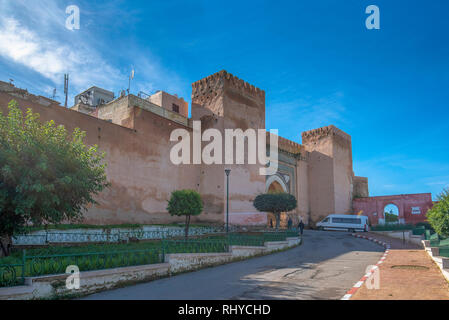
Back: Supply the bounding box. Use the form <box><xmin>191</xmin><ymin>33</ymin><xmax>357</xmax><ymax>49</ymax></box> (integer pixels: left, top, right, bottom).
<box><xmin>341</xmin><ymin>233</ymin><xmax>391</xmax><ymax>300</ymax></box>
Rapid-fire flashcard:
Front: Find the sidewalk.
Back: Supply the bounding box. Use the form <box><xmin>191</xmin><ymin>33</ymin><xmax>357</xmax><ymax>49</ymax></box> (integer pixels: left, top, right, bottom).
<box><xmin>351</xmin><ymin>233</ymin><xmax>449</xmax><ymax>300</ymax></box>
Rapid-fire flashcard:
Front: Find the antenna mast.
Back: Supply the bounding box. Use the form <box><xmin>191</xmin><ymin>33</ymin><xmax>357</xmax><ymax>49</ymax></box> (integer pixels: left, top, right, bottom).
<box><xmin>128</xmin><ymin>69</ymin><xmax>135</xmax><ymax>95</ymax></box>
<box><xmin>64</xmin><ymin>74</ymin><xmax>69</xmax><ymax>108</ymax></box>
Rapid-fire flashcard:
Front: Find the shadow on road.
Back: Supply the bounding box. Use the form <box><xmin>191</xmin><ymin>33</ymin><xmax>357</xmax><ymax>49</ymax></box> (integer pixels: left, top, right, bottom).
<box><xmin>83</xmin><ymin>230</ymin><xmax>385</xmax><ymax>300</ymax></box>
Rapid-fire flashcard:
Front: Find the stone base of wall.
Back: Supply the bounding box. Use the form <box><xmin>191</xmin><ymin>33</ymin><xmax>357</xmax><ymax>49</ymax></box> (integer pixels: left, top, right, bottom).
<box><xmin>230</xmin><ymin>245</ymin><xmax>266</xmax><ymax>258</ymax></box>
<box><xmin>166</xmin><ymin>252</ymin><xmax>234</xmax><ymax>274</ymax></box>
<box><xmin>372</xmin><ymin>231</ymin><xmax>424</xmax><ymax>246</ymax></box>
<box><xmin>0</xmin><ymin>237</ymin><xmax>301</xmax><ymax>300</ymax></box>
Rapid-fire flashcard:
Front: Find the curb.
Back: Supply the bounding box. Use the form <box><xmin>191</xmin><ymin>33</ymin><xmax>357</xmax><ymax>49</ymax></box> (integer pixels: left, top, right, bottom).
<box><xmin>341</xmin><ymin>233</ymin><xmax>391</xmax><ymax>300</ymax></box>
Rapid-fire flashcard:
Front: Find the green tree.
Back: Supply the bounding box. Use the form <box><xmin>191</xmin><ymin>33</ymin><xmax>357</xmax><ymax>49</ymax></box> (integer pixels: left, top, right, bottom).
<box><xmin>385</xmin><ymin>211</ymin><xmax>399</xmax><ymax>223</ymax></box>
<box><xmin>166</xmin><ymin>189</ymin><xmax>203</xmax><ymax>238</ymax></box>
<box><xmin>253</xmin><ymin>192</ymin><xmax>297</xmax><ymax>230</ymax></box>
<box><xmin>0</xmin><ymin>100</ymin><xmax>109</xmax><ymax>256</ymax></box>
<box><xmin>427</xmin><ymin>188</ymin><xmax>449</xmax><ymax>237</ymax></box>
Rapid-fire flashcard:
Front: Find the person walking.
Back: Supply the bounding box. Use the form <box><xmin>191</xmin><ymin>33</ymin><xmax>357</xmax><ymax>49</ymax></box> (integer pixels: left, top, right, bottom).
<box><xmin>287</xmin><ymin>217</ymin><xmax>292</xmax><ymax>230</ymax></box>
<box><xmin>298</xmin><ymin>219</ymin><xmax>305</xmax><ymax>236</ymax></box>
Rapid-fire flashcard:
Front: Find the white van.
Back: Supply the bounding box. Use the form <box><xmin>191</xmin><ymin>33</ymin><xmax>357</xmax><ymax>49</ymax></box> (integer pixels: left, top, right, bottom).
<box><xmin>316</xmin><ymin>214</ymin><xmax>369</xmax><ymax>232</ymax></box>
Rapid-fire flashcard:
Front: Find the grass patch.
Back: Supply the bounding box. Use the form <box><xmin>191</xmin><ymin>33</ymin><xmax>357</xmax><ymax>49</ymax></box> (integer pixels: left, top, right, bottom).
<box><xmin>391</xmin><ymin>265</ymin><xmax>429</xmax><ymax>270</ymax></box>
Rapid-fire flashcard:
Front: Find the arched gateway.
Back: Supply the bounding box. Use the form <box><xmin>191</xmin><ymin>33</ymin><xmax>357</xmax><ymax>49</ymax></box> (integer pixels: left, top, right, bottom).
<box><xmin>265</xmin><ymin>174</ymin><xmax>293</xmax><ymax>228</ymax></box>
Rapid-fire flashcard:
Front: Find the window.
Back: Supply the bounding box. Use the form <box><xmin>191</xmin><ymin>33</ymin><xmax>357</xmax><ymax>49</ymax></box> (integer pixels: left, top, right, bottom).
<box><xmin>172</xmin><ymin>103</ymin><xmax>179</xmax><ymax>113</ymax></box>
<box><xmin>332</xmin><ymin>218</ymin><xmax>362</xmax><ymax>224</ymax></box>
<box><xmin>322</xmin><ymin>218</ymin><xmax>329</xmax><ymax>223</ymax></box>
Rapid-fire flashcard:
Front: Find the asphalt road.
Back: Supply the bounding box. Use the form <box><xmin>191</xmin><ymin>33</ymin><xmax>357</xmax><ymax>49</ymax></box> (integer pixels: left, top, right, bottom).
<box><xmin>83</xmin><ymin>230</ymin><xmax>384</xmax><ymax>300</ymax></box>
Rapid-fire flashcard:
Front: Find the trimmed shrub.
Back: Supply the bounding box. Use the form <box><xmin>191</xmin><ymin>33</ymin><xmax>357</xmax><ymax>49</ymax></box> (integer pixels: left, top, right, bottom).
<box><xmin>253</xmin><ymin>192</ymin><xmax>297</xmax><ymax>230</ymax></box>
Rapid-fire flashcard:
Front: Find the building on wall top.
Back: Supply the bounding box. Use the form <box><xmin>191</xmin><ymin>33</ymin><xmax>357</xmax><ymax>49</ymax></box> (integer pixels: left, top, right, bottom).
<box><xmin>146</xmin><ymin>90</ymin><xmax>188</xmax><ymax>118</ymax></box>
<box><xmin>70</xmin><ymin>86</ymin><xmax>190</xmax><ymax>128</ymax></box>
<box><xmin>71</xmin><ymin>86</ymin><xmax>115</xmax><ymax>115</ymax></box>
<box><xmin>74</xmin><ymin>87</ymin><xmax>115</xmax><ymax>108</ymax></box>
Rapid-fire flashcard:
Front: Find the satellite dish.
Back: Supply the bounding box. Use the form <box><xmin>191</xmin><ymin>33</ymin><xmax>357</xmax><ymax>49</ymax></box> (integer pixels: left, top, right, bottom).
<box><xmin>80</xmin><ymin>95</ymin><xmax>88</xmax><ymax>104</ymax></box>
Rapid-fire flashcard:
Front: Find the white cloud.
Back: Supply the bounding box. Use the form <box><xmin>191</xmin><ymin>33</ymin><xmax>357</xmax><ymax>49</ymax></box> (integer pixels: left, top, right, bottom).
<box><xmin>0</xmin><ymin>16</ymin><xmax>123</xmax><ymax>91</ymax></box>
<box><xmin>0</xmin><ymin>19</ymin><xmax>68</xmax><ymax>80</ymax></box>
<box><xmin>0</xmin><ymin>0</ymin><xmax>186</xmax><ymax>105</ymax></box>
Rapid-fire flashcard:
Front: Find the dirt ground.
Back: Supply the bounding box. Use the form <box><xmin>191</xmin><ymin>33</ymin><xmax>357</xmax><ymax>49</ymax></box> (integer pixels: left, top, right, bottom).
<box><xmin>352</xmin><ymin>233</ymin><xmax>449</xmax><ymax>300</ymax></box>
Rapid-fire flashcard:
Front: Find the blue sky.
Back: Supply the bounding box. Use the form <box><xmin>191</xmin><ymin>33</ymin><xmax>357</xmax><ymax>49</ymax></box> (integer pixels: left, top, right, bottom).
<box><xmin>0</xmin><ymin>0</ymin><xmax>448</xmax><ymax>199</ymax></box>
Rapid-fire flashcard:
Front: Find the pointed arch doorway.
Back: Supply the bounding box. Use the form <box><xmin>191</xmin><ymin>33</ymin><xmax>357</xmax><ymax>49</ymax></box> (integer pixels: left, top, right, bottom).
<box><xmin>265</xmin><ymin>175</ymin><xmax>289</xmax><ymax>229</ymax></box>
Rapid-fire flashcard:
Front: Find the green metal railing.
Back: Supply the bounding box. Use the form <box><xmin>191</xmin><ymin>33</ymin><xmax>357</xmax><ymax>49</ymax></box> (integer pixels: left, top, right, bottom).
<box><xmin>439</xmin><ymin>247</ymin><xmax>449</xmax><ymax>258</ymax></box>
<box><xmin>228</xmin><ymin>233</ymin><xmax>265</xmax><ymax>247</ymax></box>
<box><xmin>1</xmin><ymin>230</ymin><xmax>301</xmax><ymax>287</ymax></box>
<box><xmin>23</xmin><ymin>248</ymin><xmax>164</xmax><ymax>277</ymax></box>
<box><xmin>429</xmin><ymin>233</ymin><xmax>440</xmax><ymax>246</ymax></box>
<box><xmin>434</xmin><ymin>238</ymin><xmax>449</xmax><ymax>258</ymax></box>
<box><xmin>439</xmin><ymin>238</ymin><xmax>449</xmax><ymax>247</ymax></box>
<box><xmin>0</xmin><ymin>264</ymin><xmax>25</xmax><ymax>287</ymax></box>
<box><xmin>162</xmin><ymin>239</ymin><xmax>229</xmax><ymax>254</ymax></box>
<box><xmin>226</xmin><ymin>230</ymin><xmax>299</xmax><ymax>246</ymax></box>
<box><xmin>412</xmin><ymin>226</ymin><xmax>426</xmax><ymax>236</ymax></box>
<box><xmin>263</xmin><ymin>232</ymin><xmax>287</xmax><ymax>242</ymax></box>
<box><xmin>0</xmin><ymin>247</ymin><xmax>164</xmax><ymax>287</ymax></box>
<box><xmin>421</xmin><ymin>230</ymin><xmax>449</xmax><ymax>258</ymax></box>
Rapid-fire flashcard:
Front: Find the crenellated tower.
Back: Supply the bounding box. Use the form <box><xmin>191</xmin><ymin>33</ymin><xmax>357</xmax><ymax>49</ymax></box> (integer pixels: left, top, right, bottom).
<box><xmin>302</xmin><ymin>125</ymin><xmax>354</xmax><ymax>224</ymax></box>
<box><xmin>191</xmin><ymin>70</ymin><xmax>267</xmax><ymax>225</ymax></box>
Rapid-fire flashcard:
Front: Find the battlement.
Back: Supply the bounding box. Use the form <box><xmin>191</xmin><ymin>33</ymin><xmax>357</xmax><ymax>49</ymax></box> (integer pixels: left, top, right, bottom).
<box><xmin>267</xmin><ymin>131</ymin><xmax>303</xmax><ymax>155</ymax></box>
<box><xmin>301</xmin><ymin>125</ymin><xmax>351</xmax><ymax>144</ymax></box>
<box><xmin>191</xmin><ymin>70</ymin><xmax>265</xmax><ymax>105</ymax></box>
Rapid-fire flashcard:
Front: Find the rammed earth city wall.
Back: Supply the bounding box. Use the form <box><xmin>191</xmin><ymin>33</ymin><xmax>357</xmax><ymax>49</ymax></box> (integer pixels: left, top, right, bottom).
<box><xmin>0</xmin><ymin>70</ymin><xmax>367</xmax><ymax>227</ymax></box>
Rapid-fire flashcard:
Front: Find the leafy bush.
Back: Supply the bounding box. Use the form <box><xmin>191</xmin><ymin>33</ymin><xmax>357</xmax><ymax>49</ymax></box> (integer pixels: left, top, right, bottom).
<box><xmin>427</xmin><ymin>189</ymin><xmax>449</xmax><ymax>237</ymax></box>
<box><xmin>253</xmin><ymin>192</ymin><xmax>297</xmax><ymax>229</ymax></box>
<box><xmin>166</xmin><ymin>190</ymin><xmax>203</xmax><ymax>238</ymax></box>
<box><xmin>0</xmin><ymin>101</ymin><xmax>109</xmax><ymax>256</ymax></box>
<box><xmin>384</xmin><ymin>212</ymin><xmax>399</xmax><ymax>223</ymax></box>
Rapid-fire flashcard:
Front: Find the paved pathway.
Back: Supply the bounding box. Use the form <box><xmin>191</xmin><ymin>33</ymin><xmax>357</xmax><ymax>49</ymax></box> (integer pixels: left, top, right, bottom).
<box><xmin>83</xmin><ymin>230</ymin><xmax>383</xmax><ymax>300</ymax></box>
<box><xmin>352</xmin><ymin>233</ymin><xmax>449</xmax><ymax>300</ymax></box>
